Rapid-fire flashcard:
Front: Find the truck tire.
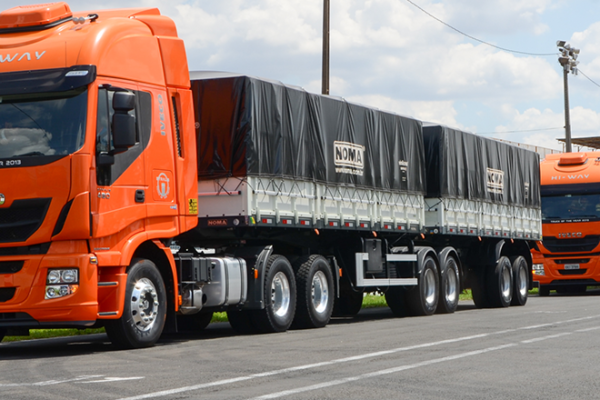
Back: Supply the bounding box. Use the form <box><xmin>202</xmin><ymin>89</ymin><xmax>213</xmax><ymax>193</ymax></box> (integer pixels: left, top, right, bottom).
<box><xmin>292</xmin><ymin>255</ymin><xmax>334</xmax><ymax>329</ymax></box>
<box><xmin>437</xmin><ymin>256</ymin><xmax>460</xmax><ymax>314</ymax></box>
<box><xmin>405</xmin><ymin>255</ymin><xmax>439</xmax><ymax>316</ymax></box>
<box><xmin>105</xmin><ymin>259</ymin><xmax>167</xmax><ymax>349</ymax></box>
<box><xmin>510</xmin><ymin>256</ymin><xmax>528</xmax><ymax>306</ymax></box>
<box><xmin>471</xmin><ymin>265</ymin><xmax>490</xmax><ymax>308</ymax></box>
<box><xmin>539</xmin><ymin>286</ymin><xmax>550</xmax><ymax>296</ymax></box>
<box><xmin>251</xmin><ymin>255</ymin><xmax>296</xmax><ymax>333</ymax></box>
<box><xmin>385</xmin><ymin>287</ymin><xmax>407</xmax><ymax>317</ymax></box>
<box><xmin>0</xmin><ymin>328</ymin><xmax>5</xmax><ymax>343</ymax></box>
<box><xmin>228</xmin><ymin>310</ymin><xmax>258</xmax><ymax>334</ymax></box>
<box><xmin>177</xmin><ymin>312</ymin><xmax>214</xmax><ymax>332</ymax></box>
<box><xmin>487</xmin><ymin>256</ymin><xmax>513</xmax><ymax>308</ymax></box>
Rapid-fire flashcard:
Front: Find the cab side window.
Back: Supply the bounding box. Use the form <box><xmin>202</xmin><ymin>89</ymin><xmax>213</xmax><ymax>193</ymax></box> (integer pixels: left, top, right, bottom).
<box><xmin>96</xmin><ymin>87</ymin><xmax>151</xmax><ymax>186</ymax></box>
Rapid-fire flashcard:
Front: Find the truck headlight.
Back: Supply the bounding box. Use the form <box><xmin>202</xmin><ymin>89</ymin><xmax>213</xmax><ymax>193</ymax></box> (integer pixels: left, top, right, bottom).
<box><xmin>532</xmin><ymin>264</ymin><xmax>545</xmax><ymax>276</ymax></box>
<box><xmin>45</xmin><ymin>269</ymin><xmax>79</xmax><ymax>299</ymax></box>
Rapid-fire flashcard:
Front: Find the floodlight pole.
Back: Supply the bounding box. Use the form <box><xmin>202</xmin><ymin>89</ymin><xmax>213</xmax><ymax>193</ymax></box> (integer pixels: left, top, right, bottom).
<box><xmin>557</xmin><ymin>40</ymin><xmax>579</xmax><ymax>153</ymax></box>
<box><xmin>562</xmin><ymin>66</ymin><xmax>572</xmax><ymax>153</ymax></box>
<box><xmin>322</xmin><ymin>0</ymin><xmax>330</xmax><ymax>95</ymax></box>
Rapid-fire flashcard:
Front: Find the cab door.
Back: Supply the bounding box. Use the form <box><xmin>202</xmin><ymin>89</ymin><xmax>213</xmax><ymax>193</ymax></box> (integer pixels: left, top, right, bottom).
<box><xmin>91</xmin><ymin>82</ymin><xmax>151</xmax><ymax>242</ymax></box>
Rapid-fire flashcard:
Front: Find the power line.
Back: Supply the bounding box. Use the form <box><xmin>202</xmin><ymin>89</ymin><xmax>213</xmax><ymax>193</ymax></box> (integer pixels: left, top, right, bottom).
<box><xmin>477</xmin><ymin>127</ymin><xmax>563</xmax><ymax>135</ymax></box>
<box><xmin>404</xmin><ymin>0</ymin><xmax>557</xmax><ymax>57</ymax></box>
<box><xmin>578</xmin><ymin>68</ymin><xmax>600</xmax><ymax>89</ymax></box>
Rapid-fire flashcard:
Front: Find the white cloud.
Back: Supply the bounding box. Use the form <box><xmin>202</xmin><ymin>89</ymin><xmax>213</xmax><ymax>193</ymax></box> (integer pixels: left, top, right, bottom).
<box><xmin>493</xmin><ymin>105</ymin><xmax>600</xmax><ymax>151</ymax></box>
<box><xmin>345</xmin><ymin>94</ymin><xmax>459</xmax><ymax>128</ymax></box>
<box><xmin>571</xmin><ymin>22</ymin><xmax>600</xmax><ymax>97</ymax></box>
<box><xmin>442</xmin><ymin>0</ymin><xmax>552</xmax><ymax>36</ymax></box>
<box><xmin>2</xmin><ymin>0</ymin><xmax>600</xmax><ymax>150</ymax></box>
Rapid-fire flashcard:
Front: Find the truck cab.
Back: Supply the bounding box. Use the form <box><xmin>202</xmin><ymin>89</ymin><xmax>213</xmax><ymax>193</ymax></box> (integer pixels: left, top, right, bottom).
<box><xmin>0</xmin><ymin>2</ymin><xmax>197</xmax><ymax>345</ymax></box>
<box><xmin>534</xmin><ymin>152</ymin><xmax>600</xmax><ymax>295</ymax></box>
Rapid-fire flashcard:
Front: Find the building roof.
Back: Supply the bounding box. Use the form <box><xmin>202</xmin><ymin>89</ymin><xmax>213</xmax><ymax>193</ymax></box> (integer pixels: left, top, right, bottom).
<box><xmin>558</xmin><ymin>137</ymin><xmax>600</xmax><ymax>150</ymax></box>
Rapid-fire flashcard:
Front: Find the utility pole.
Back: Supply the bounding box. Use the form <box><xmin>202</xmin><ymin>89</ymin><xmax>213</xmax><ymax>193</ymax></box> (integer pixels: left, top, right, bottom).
<box><xmin>556</xmin><ymin>40</ymin><xmax>580</xmax><ymax>153</ymax></box>
<box><xmin>322</xmin><ymin>0</ymin><xmax>330</xmax><ymax>95</ymax></box>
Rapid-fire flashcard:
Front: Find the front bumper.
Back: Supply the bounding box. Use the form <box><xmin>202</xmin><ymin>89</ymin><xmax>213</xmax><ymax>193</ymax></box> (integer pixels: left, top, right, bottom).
<box><xmin>0</xmin><ymin>242</ymin><xmax>99</xmax><ymax>329</ymax></box>
<box><xmin>532</xmin><ymin>255</ymin><xmax>600</xmax><ymax>287</ymax></box>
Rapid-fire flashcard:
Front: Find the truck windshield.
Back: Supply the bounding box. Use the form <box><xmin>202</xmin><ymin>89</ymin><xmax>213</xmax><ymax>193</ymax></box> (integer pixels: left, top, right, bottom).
<box><xmin>0</xmin><ymin>88</ymin><xmax>87</xmax><ymax>159</ymax></box>
<box><xmin>542</xmin><ymin>193</ymin><xmax>600</xmax><ymax>222</ymax></box>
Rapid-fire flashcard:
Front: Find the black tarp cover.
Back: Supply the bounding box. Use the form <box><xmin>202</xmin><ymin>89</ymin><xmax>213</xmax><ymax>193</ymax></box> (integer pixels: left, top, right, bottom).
<box><xmin>190</xmin><ymin>72</ymin><xmax>425</xmax><ymax>194</ymax></box>
<box><xmin>423</xmin><ymin>125</ymin><xmax>541</xmax><ymax>207</ymax></box>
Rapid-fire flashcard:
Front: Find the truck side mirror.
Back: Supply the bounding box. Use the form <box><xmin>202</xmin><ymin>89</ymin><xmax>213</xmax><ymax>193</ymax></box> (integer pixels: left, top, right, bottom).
<box><xmin>111</xmin><ymin>91</ymin><xmax>136</xmax><ymax>153</ymax></box>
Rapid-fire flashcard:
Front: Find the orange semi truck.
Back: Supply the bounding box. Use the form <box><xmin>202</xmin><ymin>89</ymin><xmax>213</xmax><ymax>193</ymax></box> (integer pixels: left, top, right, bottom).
<box><xmin>0</xmin><ymin>3</ymin><xmax>541</xmax><ymax>348</ymax></box>
<box><xmin>533</xmin><ymin>152</ymin><xmax>600</xmax><ymax>295</ymax></box>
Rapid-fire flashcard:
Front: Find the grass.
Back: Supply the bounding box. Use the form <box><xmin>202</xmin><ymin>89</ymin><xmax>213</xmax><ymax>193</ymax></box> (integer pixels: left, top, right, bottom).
<box><xmin>363</xmin><ymin>288</ymin><xmax>539</xmax><ymax>305</ymax></box>
<box><xmin>1</xmin><ymin>289</ymin><xmax>542</xmax><ymax>343</ymax></box>
<box><xmin>2</xmin><ymin>328</ymin><xmax>106</xmax><ymax>343</ymax></box>
<box><xmin>211</xmin><ymin>312</ymin><xmax>228</xmax><ymax>323</ymax></box>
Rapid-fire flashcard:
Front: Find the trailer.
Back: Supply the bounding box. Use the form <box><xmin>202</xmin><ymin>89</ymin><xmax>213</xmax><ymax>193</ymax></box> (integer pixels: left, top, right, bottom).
<box><xmin>0</xmin><ymin>3</ymin><xmax>541</xmax><ymax>348</ymax></box>
<box><xmin>171</xmin><ymin>73</ymin><xmax>542</xmax><ymax>335</ymax></box>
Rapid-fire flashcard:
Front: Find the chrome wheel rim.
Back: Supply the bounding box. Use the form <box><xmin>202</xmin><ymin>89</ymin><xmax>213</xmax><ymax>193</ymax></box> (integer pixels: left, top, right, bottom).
<box><xmin>131</xmin><ymin>278</ymin><xmax>159</xmax><ymax>332</ymax></box>
<box><xmin>423</xmin><ymin>267</ymin><xmax>437</xmax><ymax>307</ymax></box>
<box><xmin>271</xmin><ymin>271</ymin><xmax>291</xmax><ymax>317</ymax></box>
<box><xmin>517</xmin><ymin>263</ymin><xmax>527</xmax><ymax>297</ymax></box>
<box><xmin>501</xmin><ymin>264</ymin><xmax>512</xmax><ymax>302</ymax></box>
<box><xmin>445</xmin><ymin>263</ymin><xmax>458</xmax><ymax>304</ymax></box>
<box><xmin>311</xmin><ymin>271</ymin><xmax>329</xmax><ymax>314</ymax></box>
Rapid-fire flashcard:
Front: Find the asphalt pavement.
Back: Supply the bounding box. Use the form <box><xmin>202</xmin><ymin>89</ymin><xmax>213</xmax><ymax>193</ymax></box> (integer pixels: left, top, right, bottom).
<box><xmin>1</xmin><ymin>291</ymin><xmax>600</xmax><ymax>400</ymax></box>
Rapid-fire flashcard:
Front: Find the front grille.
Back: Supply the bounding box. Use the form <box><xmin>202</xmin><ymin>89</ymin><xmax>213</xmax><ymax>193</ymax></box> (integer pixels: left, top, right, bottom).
<box><xmin>0</xmin><ymin>243</ymin><xmax>51</xmax><ymax>256</ymax></box>
<box><xmin>0</xmin><ymin>287</ymin><xmax>16</xmax><ymax>302</ymax></box>
<box><xmin>542</xmin><ymin>236</ymin><xmax>600</xmax><ymax>253</ymax></box>
<box><xmin>0</xmin><ymin>198</ymin><xmax>51</xmax><ymax>243</ymax></box>
<box><xmin>0</xmin><ymin>261</ymin><xmax>24</xmax><ymax>274</ymax></box>
<box><xmin>555</xmin><ymin>259</ymin><xmax>590</xmax><ymax>264</ymax></box>
<box><xmin>559</xmin><ymin>269</ymin><xmax>587</xmax><ymax>276</ymax></box>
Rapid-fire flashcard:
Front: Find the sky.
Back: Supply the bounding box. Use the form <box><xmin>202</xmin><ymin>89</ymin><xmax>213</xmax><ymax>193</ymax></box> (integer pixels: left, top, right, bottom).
<box><xmin>2</xmin><ymin>0</ymin><xmax>600</xmax><ymax>152</ymax></box>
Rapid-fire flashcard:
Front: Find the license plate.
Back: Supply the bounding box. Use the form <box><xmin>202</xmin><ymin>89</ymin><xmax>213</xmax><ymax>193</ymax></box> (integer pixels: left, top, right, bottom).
<box><xmin>564</xmin><ymin>264</ymin><xmax>580</xmax><ymax>270</ymax></box>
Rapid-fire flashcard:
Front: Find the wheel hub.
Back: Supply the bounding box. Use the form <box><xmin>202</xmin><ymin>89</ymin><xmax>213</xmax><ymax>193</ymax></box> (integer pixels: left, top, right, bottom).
<box><xmin>311</xmin><ymin>271</ymin><xmax>329</xmax><ymax>314</ymax></box>
<box><xmin>423</xmin><ymin>268</ymin><xmax>437</xmax><ymax>307</ymax></box>
<box><xmin>445</xmin><ymin>266</ymin><xmax>458</xmax><ymax>303</ymax></box>
<box><xmin>271</xmin><ymin>271</ymin><xmax>291</xmax><ymax>317</ymax></box>
<box><xmin>501</xmin><ymin>265</ymin><xmax>512</xmax><ymax>302</ymax></box>
<box><xmin>130</xmin><ymin>278</ymin><xmax>159</xmax><ymax>332</ymax></box>
<box><xmin>517</xmin><ymin>264</ymin><xmax>527</xmax><ymax>297</ymax></box>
